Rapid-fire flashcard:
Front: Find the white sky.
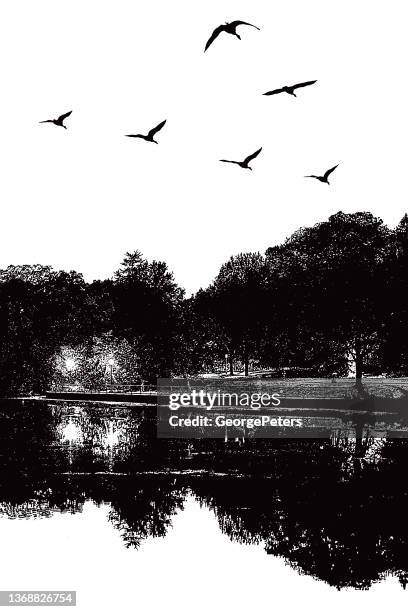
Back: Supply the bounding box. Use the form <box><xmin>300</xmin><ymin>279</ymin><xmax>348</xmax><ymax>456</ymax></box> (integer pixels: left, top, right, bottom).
<box><xmin>0</xmin><ymin>0</ymin><xmax>407</xmax><ymax>294</ymax></box>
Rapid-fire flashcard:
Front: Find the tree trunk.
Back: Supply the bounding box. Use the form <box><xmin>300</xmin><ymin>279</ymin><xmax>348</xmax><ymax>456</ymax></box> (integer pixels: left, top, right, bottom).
<box><xmin>355</xmin><ymin>354</ymin><xmax>363</xmax><ymax>380</ymax></box>
<box><xmin>244</xmin><ymin>353</ymin><xmax>249</xmax><ymax>376</ymax></box>
<box><xmin>229</xmin><ymin>351</ymin><xmax>234</xmax><ymax>376</ymax></box>
<box><xmin>354</xmin><ymin>422</ymin><xmax>364</xmax><ymax>457</ymax></box>
<box><xmin>243</xmin><ymin>340</ymin><xmax>249</xmax><ymax>376</ymax></box>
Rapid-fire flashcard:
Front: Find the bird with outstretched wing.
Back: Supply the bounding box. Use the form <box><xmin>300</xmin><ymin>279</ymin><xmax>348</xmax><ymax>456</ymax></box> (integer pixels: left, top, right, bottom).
<box><xmin>39</xmin><ymin>110</ymin><xmax>72</xmax><ymax>128</ymax></box>
<box><xmin>125</xmin><ymin>119</ymin><xmax>167</xmax><ymax>143</ymax></box>
<box><xmin>305</xmin><ymin>164</ymin><xmax>339</xmax><ymax>184</ymax></box>
<box><xmin>220</xmin><ymin>147</ymin><xmax>262</xmax><ymax>170</ymax></box>
<box><xmin>205</xmin><ymin>20</ymin><xmax>260</xmax><ymax>52</ymax></box>
<box><xmin>263</xmin><ymin>80</ymin><xmax>317</xmax><ymax>96</ymax></box>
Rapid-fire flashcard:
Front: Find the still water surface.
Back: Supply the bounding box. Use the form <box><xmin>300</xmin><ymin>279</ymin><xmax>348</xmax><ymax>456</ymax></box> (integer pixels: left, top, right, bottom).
<box><xmin>0</xmin><ymin>399</ymin><xmax>407</xmax><ymax>609</ymax></box>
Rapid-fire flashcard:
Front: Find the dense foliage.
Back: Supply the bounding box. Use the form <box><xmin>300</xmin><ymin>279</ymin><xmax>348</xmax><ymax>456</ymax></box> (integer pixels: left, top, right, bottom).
<box><xmin>0</xmin><ymin>211</ymin><xmax>407</xmax><ymax>394</ymax></box>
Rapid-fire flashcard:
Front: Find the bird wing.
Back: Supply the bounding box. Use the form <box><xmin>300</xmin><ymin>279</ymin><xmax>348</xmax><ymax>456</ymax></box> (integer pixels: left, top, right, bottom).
<box><xmin>243</xmin><ymin>147</ymin><xmax>262</xmax><ymax>165</ymax></box>
<box><xmin>39</xmin><ymin>119</ymin><xmax>53</xmax><ymax>123</ymax></box>
<box><xmin>220</xmin><ymin>159</ymin><xmax>239</xmax><ymax>164</ymax></box>
<box><xmin>323</xmin><ymin>164</ymin><xmax>339</xmax><ymax>180</ymax></box>
<box><xmin>263</xmin><ymin>87</ymin><xmax>285</xmax><ymax>96</ymax></box>
<box><xmin>292</xmin><ymin>80</ymin><xmax>317</xmax><ymax>90</ymax></box>
<box><xmin>230</xmin><ymin>20</ymin><xmax>260</xmax><ymax>30</ymax></box>
<box><xmin>125</xmin><ymin>134</ymin><xmax>143</xmax><ymax>138</ymax></box>
<box><xmin>148</xmin><ymin>120</ymin><xmax>166</xmax><ymax>138</ymax></box>
<box><xmin>204</xmin><ymin>24</ymin><xmax>226</xmax><ymax>51</ymax></box>
<box><xmin>57</xmin><ymin>111</ymin><xmax>72</xmax><ymax>122</ymax></box>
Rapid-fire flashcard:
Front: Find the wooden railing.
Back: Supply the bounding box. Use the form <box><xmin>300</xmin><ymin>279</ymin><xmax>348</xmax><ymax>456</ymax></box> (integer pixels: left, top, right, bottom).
<box><xmin>57</xmin><ymin>383</ymin><xmax>157</xmax><ymax>395</ymax></box>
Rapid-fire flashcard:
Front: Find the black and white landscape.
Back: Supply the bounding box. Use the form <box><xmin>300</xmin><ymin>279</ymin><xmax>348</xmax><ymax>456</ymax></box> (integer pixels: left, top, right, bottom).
<box><xmin>0</xmin><ymin>1</ymin><xmax>407</xmax><ymax>610</ymax></box>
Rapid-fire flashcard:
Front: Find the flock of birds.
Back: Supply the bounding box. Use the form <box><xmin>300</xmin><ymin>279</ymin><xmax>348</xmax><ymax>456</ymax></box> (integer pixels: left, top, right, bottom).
<box><xmin>39</xmin><ymin>19</ymin><xmax>339</xmax><ymax>186</ymax></box>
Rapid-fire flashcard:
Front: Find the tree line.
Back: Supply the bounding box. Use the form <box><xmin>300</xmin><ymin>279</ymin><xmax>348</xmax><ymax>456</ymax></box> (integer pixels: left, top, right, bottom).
<box><xmin>1</xmin><ymin>210</ymin><xmax>408</xmax><ymax>394</ymax></box>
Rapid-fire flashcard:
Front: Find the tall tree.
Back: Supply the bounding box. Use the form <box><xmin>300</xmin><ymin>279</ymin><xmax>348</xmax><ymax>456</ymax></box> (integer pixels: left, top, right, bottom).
<box><xmin>111</xmin><ymin>251</ymin><xmax>184</xmax><ymax>381</ymax></box>
<box><xmin>203</xmin><ymin>253</ymin><xmax>268</xmax><ymax>375</ymax></box>
<box><xmin>381</xmin><ymin>213</ymin><xmax>408</xmax><ymax>374</ymax></box>
<box><xmin>0</xmin><ymin>265</ymin><xmax>89</xmax><ymax>394</ymax></box>
<box><xmin>266</xmin><ymin>212</ymin><xmax>392</xmax><ymax>378</ymax></box>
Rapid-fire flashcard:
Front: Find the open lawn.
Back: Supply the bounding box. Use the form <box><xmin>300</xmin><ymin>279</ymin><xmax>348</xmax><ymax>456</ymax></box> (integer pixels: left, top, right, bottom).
<box><xmin>190</xmin><ymin>377</ymin><xmax>408</xmax><ymax>399</ymax></box>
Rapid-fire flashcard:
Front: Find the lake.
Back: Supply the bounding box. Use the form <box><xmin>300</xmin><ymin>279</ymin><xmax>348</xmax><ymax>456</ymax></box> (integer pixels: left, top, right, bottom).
<box><xmin>0</xmin><ymin>399</ymin><xmax>407</xmax><ymax>610</ymax></box>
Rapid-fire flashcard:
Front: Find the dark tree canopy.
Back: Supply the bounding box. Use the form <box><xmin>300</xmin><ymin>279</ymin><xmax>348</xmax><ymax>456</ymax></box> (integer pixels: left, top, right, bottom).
<box><xmin>1</xmin><ymin>211</ymin><xmax>408</xmax><ymax>394</ymax></box>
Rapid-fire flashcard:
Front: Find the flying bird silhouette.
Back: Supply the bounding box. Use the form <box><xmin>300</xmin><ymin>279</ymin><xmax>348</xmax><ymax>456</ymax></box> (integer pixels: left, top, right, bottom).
<box><xmin>220</xmin><ymin>147</ymin><xmax>262</xmax><ymax>170</ymax></box>
<box><xmin>263</xmin><ymin>80</ymin><xmax>317</xmax><ymax>97</ymax></box>
<box><xmin>305</xmin><ymin>164</ymin><xmax>339</xmax><ymax>184</ymax></box>
<box><xmin>204</xmin><ymin>21</ymin><xmax>260</xmax><ymax>52</ymax></box>
<box><xmin>125</xmin><ymin>120</ymin><xmax>167</xmax><ymax>143</ymax></box>
<box><xmin>39</xmin><ymin>110</ymin><xmax>72</xmax><ymax>129</ymax></box>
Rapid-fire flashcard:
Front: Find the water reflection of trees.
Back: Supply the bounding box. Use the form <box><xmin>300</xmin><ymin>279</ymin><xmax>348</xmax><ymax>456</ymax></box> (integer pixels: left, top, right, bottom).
<box><xmin>191</xmin><ymin>440</ymin><xmax>408</xmax><ymax>589</ymax></box>
<box><xmin>106</xmin><ymin>477</ymin><xmax>186</xmax><ymax>548</ymax></box>
<box><xmin>0</xmin><ymin>473</ymin><xmax>186</xmax><ymax>549</ymax></box>
<box><xmin>2</xmin><ymin>401</ymin><xmax>408</xmax><ymax>588</ymax></box>
<box><xmin>0</xmin><ymin>402</ymin><xmax>187</xmax><ymax>548</ymax></box>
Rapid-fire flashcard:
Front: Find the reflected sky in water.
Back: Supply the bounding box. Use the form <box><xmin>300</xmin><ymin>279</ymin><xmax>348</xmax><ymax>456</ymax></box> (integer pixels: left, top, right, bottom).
<box><xmin>0</xmin><ymin>497</ymin><xmax>406</xmax><ymax>612</ymax></box>
<box><xmin>0</xmin><ymin>399</ymin><xmax>408</xmax><ymax>604</ymax></box>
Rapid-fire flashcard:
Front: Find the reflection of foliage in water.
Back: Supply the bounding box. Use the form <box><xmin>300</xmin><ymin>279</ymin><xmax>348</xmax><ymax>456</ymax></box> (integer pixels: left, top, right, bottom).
<box><xmin>192</xmin><ymin>440</ymin><xmax>408</xmax><ymax>590</ymax></box>
<box><xmin>1</xmin><ymin>401</ymin><xmax>408</xmax><ymax>589</ymax></box>
<box><xmin>106</xmin><ymin>477</ymin><xmax>186</xmax><ymax>548</ymax></box>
